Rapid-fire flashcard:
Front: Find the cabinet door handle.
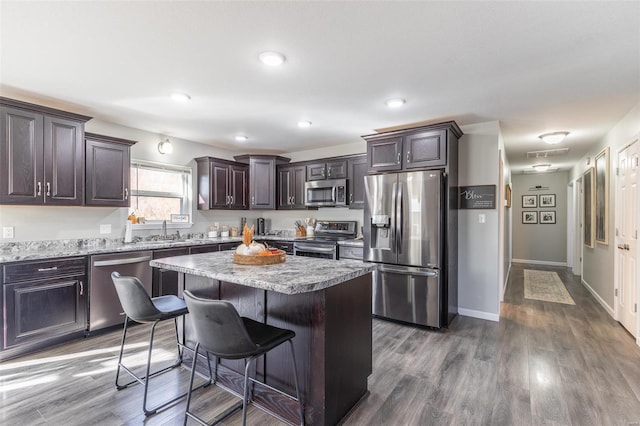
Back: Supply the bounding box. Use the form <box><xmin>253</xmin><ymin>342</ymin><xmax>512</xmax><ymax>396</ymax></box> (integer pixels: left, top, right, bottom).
<box><xmin>79</xmin><ymin>281</ymin><xmax>84</xmax><ymax>296</ymax></box>
<box><xmin>37</xmin><ymin>182</ymin><xmax>42</xmax><ymax>196</ymax></box>
<box><xmin>124</xmin><ymin>188</ymin><xmax>128</xmax><ymax>200</ymax></box>
<box><xmin>327</xmin><ymin>167</ymin><xmax>331</xmax><ymax>177</ymax></box>
<box><xmin>407</xmin><ymin>151</ymin><xmax>411</xmax><ymax>162</ymax></box>
<box><xmin>37</xmin><ymin>266</ymin><xmax>58</xmax><ymax>272</ymax></box>
<box><xmin>230</xmin><ymin>195</ymin><xmax>234</xmax><ymax>205</ymax></box>
<box><xmin>251</xmin><ymin>196</ymin><xmax>255</xmax><ymax>205</ymax></box>
<box><xmin>46</xmin><ymin>182</ymin><xmax>51</xmax><ymax>197</ymax></box>
<box><xmin>322</xmin><ymin>168</ymin><xmax>326</xmax><ymax>178</ymax></box>
<box><xmin>350</xmin><ymin>193</ymin><xmax>353</xmax><ymax>203</ymax></box>
<box><xmin>397</xmin><ymin>152</ymin><xmax>401</xmax><ymax>164</ymax></box>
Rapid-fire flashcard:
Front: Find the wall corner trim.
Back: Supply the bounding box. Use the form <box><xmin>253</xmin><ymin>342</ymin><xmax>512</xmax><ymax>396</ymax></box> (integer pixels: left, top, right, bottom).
<box><xmin>458</xmin><ymin>308</ymin><xmax>500</xmax><ymax>322</ymax></box>
<box><xmin>581</xmin><ymin>278</ymin><xmax>615</xmax><ymax>318</ymax></box>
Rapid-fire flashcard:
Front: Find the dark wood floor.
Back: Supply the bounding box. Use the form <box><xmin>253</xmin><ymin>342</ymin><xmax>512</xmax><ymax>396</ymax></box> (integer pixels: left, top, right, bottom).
<box><xmin>2</xmin><ymin>263</ymin><xmax>639</xmax><ymax>425</ymax></box>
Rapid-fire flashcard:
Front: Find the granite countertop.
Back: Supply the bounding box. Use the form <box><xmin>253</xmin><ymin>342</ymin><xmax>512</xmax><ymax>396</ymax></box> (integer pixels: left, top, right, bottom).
<box><xmin>0</xmin><ymin>235</ymin><xmax>295</xmax><ymax>263</ymax></box>
<box><xmin>150</xmin><ymin>251</ymin><xmax>376</xmax><ymax>295</ymax></box>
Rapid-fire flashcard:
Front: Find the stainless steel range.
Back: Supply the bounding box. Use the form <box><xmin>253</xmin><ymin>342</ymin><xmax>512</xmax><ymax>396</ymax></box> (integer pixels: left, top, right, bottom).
<box><xmin>293</xmin><ymin>221</ymin><xmax>357</xmax><ymax>260</ymax></box>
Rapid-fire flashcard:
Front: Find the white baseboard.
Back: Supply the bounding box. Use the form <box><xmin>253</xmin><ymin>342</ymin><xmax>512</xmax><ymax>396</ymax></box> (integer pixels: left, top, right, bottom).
<box><xmin>512</xmin><ymin>258</ymin><xmax>567</xmax><ymax>267</ymax></box>
<box><xmin>581</xmin><ymin>278</ymin><xmax>615</xmax><ymax>318</ymax></box>
<box><xmin>459</xmin><ymin>308</ymin><xmax>500</xmax><ymax>322</ymax></box>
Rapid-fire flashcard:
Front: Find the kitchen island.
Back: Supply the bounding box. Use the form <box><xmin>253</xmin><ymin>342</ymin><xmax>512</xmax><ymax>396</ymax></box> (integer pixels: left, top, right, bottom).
<box><xmin>150</xmin><ymin>251</ymin><xmax>376</xmax><ymax>426</ymax></box>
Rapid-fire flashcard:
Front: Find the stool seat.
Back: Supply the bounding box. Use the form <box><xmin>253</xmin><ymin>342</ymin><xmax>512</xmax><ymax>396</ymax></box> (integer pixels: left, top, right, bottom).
<box><xmin>151</xmin><ymin>295</ymin><xmax>188</xmax><ymax>319</ymax></box>
<box><xmin>241</xmin><ymin>317</ymin><xmax>295</xmax><ymax>354</ymax></box>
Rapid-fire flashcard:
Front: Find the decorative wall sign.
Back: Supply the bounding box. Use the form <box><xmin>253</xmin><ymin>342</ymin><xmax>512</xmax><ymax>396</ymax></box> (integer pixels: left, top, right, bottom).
<box><xmin>540</xmin><ymin>211</ymin><xmax>556</xmax><ymax>224</ymax></box>
<box><xmin>459</xmin><ymin>185</ymin><xmax>496</xmax><ymax>209</ymax></box>
<box><xmin>583</xmin><ymin>167</ymin><xmax>594</xmax><ymax>248</ymax></box>
<box><xmin>170</xmin><ymin>214</ymin><xmax>190</xmax><ymax>223</ymax></box>
<box><xmin>539</xmin><ymin>194</ymin><xmax>556</xmax><ymax>208</ymax></box>
<box><xmin>522</xmin><ymin>211</ymin><xmax>538</xmax><ymax>224</ymax></box>
<box><xmin>522</xmin><ymin>195</ymin><xmax>537</xmax><ymax>208</ymax></box>
<box><xmin>595</xmin><ymin>147</ymin><xmax>609</xmax><ymax>244</ymax></box>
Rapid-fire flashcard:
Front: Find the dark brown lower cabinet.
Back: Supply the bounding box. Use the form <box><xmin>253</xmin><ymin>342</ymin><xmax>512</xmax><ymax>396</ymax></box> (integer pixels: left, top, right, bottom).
<box><xmin>1</xmin><ymin>257</ymin><xmax>87</xmax><ymax>359</ymax></box>
<box><xmin>152</xmin><ymin>248</ymin><xmax>189</xmax><ymax>296</ymax></box>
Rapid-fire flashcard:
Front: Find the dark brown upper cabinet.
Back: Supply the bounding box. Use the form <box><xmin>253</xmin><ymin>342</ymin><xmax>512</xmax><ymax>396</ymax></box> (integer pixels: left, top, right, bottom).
<box><xmin>347</xmin><ymin>155</ymin><xmax>367</xmax><ymax>209</ymax></box>
<box><xmin>196</xmin><ymin>157</ymin><xmax>249</xmax><ymax>210</ymax></box>
<box><xmin>234</xmin><ymin>155</ymin><xmax>290</xmax><ymax>210</ymax></box>
<box><xmin>0</xmin><ymin>98</ymin><xmax>91</xmax><ymax>205</ymax></box>
<box><xmin>277</xmin><ymin>164</ymin><xmax>307</xmax><ymax>209</ymax></box>
<box><xmin>306</xmin><ymin>159</ymin><xmax>347</xmax><ymax>181</ymax></box>
<box><xmin>364</xmin><ymin>122</ymin><xmax>462</xmax><ymax>173</ymax></box>
<box><xmin>85</xmin><ymin>133</ymin><xmax>136</xmax><ymax>207</ymax></box>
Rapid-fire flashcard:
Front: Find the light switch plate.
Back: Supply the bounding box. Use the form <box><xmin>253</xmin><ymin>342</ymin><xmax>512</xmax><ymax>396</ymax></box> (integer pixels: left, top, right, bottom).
<box><xmin>478</xmin><ymin>214</ymin><xmax>486</xmax><ymax>224</ymax></box>
<box><xmin>2</xmin><ymin>226</ymin><xmax>15</xmax><ymax>239</ymax></box>
<box><xmin>100</xmin><ymin>224</ymin><xmax>112</xmax><ymax>234</ymax></box>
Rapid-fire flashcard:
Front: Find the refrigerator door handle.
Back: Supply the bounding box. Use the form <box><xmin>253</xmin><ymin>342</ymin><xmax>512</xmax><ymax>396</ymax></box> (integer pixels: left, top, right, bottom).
<box><xmin>396</xmin><ymin>182</ymin><xmax>403</xmax><ymax>254</ymax></box>
<box><xmin>391</xmin><ymin>181</ymin><xmax>398</xmax><ymax>255</ymax></box>
<box><xmin>379</xmin><ymin>265</ymin><xmax>438</xmax><ymax>277</ymax></box>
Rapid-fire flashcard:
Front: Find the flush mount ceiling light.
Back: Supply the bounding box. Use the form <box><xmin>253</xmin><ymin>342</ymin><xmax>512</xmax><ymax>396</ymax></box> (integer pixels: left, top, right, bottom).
<box><xmin>297</xmin><ymin>121</ymin><xmax>312</xmax><ymax>128</ymax></box>
<box><xmin>385</xmin><ymin>98</ymin><xmax>406</xmax><ymax>108</ymax></box>
<box><xmin>235</xmin><ymin>135</ymin><xmax>248</xmax><ymax>142</ymax></box>
<box><xmin>259</xmin><ymin>51</ymin><xmax>286</xmax><ymax>66</ymax></box>
<box><xmin>170</xmin><ymin>92</ymin><xmax>191</xmax><ymax>102</ymax></box>
<box><xmin>539</xmin><ymin>131</ymin><xmax>569</xmax><ymax>145</ymax></box>
<box><xmin>158</xmin><ymin>138</ymin><xmax>173</xmax><ymax>155</ymax></box>
<box><xmin>532</xmin><ymin>163</ymin><xmax>551</xmax><ymax>172</ymax></box>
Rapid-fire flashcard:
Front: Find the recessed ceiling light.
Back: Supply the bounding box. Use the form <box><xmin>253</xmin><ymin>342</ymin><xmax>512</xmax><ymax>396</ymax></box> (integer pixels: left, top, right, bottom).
<box><xmin>170</xmin><ymin>92</ymin><xmax>191</xmax><ymax>102</ymax></box>
<box><xmin>385</xmin><ymin>98</ymin><xmax>406</xmax><ymax>108</ymax></box>
<box><xmin>539</xmin><ymin>131</ymin><xmax>569</xmax><ymax>144</ymax></box>
<box><xmin>259</xmin><ymin>51</ymin><xmax>286</xmax><ymax>66</ymax></box>
<box><xmin>235</xmin><ymin>135</ymin><xmax>248</xmax><ymax>142</ymax></box>
<box><xmin>532</xmin><ymin>163</ymin><xmax>551</xmax><ymax>172</ymax></box>
<box><xmin>297</xmin><ymin>121</ymin><xmax>312</xmax><ymax>128</ymax></box>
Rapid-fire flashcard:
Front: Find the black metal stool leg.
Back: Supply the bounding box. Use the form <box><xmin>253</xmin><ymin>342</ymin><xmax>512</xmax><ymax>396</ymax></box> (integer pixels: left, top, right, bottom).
<box><xmin>289</xmin><ymin>340</ymin><xmax>305</xmax><ymax>426</ymax></box>
<box><xmin>242</xmin><ymin>356</ymin><xmax>258</xmax><ymax>426</ymax></box>
<box><xmin>115</xmin><ymin>316</ymin><xmax>130</xmax><ymax>389</ymax></box>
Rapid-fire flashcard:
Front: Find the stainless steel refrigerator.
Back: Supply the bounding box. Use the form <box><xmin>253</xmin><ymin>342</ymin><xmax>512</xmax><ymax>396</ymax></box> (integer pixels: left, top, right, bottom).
<box><xmin>364</xmin><ymin>170</ymin><xmax>453</xmax><ymax>328</ymax></box>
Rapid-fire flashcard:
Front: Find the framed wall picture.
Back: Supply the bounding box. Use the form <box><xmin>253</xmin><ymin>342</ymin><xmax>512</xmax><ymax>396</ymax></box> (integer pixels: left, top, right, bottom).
<box><xmin>522</xmin><ymin>211</ymin><xmax>538</xmax><ymax>224</ymax></box>
<box><xmin>505</xmin><ymin>184</ymin><xmax>512</xmax><ymax>208</ymax></box>
<box><xmin>595</xmin><ymin>147</ymin><xmax>609</xmax><ymax>244</ymax></box>
<box><xmin>540</xmin><ymin>211</ymin><xmax>556</xmax><ymax>224</ymax></box>
<box><xmin>539</xmin><ymin>194</ymin><xmax>556</xmax><ymax>208</ymax></box>
<box><xmin>583</xmin><ymin>167</ymin><xmax>594</xmax><ymax>248</ymax></box>
<box><xmin>522</xmin><ymin>195</ymin><xmax>537</xmax><ymax>208</ymax></box>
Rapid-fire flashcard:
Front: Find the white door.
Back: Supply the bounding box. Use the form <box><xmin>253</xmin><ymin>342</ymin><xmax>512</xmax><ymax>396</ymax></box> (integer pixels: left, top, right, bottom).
<box><xmin>616</xmin><ymin>140</ymin><xmax>638</xmax><ymax>337</ymax></box>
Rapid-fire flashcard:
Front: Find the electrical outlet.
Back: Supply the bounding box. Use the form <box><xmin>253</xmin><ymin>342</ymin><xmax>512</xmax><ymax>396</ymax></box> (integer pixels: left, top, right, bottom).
<box><xmin>2</xmin><ymin>226</ymin><xmax>15</xmax><ymax>239</ymax></box>
<box><xmin>100</xmin><ymin>224</ymin><xmax>112</xmax><ymax>234</ymax></box>
<box><xmin>478</xmin><ymin>214</ymin><xmax>486</xmax><ymax>224</ymax></box>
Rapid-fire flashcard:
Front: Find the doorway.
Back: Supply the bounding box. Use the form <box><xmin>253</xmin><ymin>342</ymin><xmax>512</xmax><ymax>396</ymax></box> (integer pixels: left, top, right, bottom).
<box><xmin>615</xmin><ymin>139</ymin><xmax>638</xmax><ymax>339</ymax></box>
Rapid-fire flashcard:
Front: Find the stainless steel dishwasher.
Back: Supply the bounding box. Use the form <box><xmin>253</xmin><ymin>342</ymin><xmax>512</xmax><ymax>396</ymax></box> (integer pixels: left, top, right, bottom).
<box><xmin>89</xmin><ymin>251</ymin><xmax>152</xmax><ymax>331</ymax></box>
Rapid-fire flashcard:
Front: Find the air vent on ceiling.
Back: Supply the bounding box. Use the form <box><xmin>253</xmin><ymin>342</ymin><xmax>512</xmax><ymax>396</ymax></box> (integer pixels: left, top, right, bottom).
<box><xmin>526</xmin><ymin>148</ymin><xmax>570</xmax><ymax>158</ymax></box>
<box><xmin>523</xmin><ymin>168</ymin><xmax>559</xmax><ymax>174</ymax></box>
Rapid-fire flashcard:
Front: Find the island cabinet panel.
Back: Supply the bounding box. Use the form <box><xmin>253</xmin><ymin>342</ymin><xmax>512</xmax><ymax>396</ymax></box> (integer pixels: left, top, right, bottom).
<box><xmin>265</xmin><ymin>274</ymin><xmax>372</xmax><ymax>426</ymax></box>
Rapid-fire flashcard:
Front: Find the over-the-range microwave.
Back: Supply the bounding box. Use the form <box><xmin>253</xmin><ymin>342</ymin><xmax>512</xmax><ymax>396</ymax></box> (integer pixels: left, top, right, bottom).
<box><xmin>304</xmin><ymin>179</ymin><xmax>348</xmax><ymax>207</ymax></box>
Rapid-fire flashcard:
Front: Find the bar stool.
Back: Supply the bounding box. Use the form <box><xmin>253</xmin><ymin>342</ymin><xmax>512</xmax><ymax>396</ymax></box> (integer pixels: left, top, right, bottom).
<box><xmin>183</xmin><ymin>290</ymin><xmax>304</xmax><ymax>426</ymax></box>
<box><xmin>111</xmin><ymin>272</ymin><xmax>212</xmax><ymax>416</ymax></box>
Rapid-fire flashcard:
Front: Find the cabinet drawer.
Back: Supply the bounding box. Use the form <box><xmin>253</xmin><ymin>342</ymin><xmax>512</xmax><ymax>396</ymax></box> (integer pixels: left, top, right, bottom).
<box><xmin>190</xmin><ymin>244</ymin><xmax>219</xmax><ymax>254</ymax></box>
<box><xmin>339</xmin><ymin>246</ymin><xmax>363</xmax><ymax>260</ymax></box>
<box><xmin>3</xmin><ymin>257</ymin><xmax>87</xmax><ymax>284</ymax></box>
<box><xmin>262</xmin><ymin>240</ymin><xmax>294</xmax><ymax>254</ymax></box>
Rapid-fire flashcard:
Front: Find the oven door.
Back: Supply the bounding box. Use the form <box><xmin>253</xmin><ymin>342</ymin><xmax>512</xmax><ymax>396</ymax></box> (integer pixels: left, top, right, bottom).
<box><xmin>293</xmin><ymin>242</ymin><xmax>337</xmax><ymax>260</ymax></box>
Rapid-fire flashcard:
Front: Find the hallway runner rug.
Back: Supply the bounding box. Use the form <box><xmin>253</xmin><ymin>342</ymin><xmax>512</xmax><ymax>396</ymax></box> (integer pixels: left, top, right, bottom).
<box><xmin>524</xmin><ymin>269</ymin><xmax>576</xmax><ymax>305</ymax></box>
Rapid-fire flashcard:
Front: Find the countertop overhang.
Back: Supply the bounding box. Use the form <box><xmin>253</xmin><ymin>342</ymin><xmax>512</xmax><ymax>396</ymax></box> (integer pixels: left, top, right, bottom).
<box><xmin>150</xmin><ymin>251</ymin><xmax>376</xmax><ymax>295</ymax></box>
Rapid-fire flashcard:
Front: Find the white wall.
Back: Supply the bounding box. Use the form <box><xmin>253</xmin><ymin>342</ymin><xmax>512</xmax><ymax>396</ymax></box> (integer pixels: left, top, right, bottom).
<box><xmin>457</xmin><ymin>122</ymin><xmax>502</xmax><ymax>321</ymax></box>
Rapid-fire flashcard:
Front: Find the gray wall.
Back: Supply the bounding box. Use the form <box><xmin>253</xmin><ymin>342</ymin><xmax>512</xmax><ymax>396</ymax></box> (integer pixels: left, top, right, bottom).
<box><xmin>512</xmin><ymin>172</ymin><xmax>569</xmax><ymax>264</ymax></box>
<box><xmin>569</xmin><ymin>102</ymin><xmax>640</xmax><ymax>310</ymax></box>
<box><xmin>458</xmin><ymin>124</ymin><xmax>501</xmax><ymax>320</ymax></box>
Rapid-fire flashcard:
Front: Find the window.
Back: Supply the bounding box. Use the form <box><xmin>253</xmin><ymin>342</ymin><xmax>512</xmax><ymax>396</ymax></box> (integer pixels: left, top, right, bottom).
<box><xmin>130</xmin><ymin>160</ymin><xmax>192</xmax><ymax>227</ymax></box>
